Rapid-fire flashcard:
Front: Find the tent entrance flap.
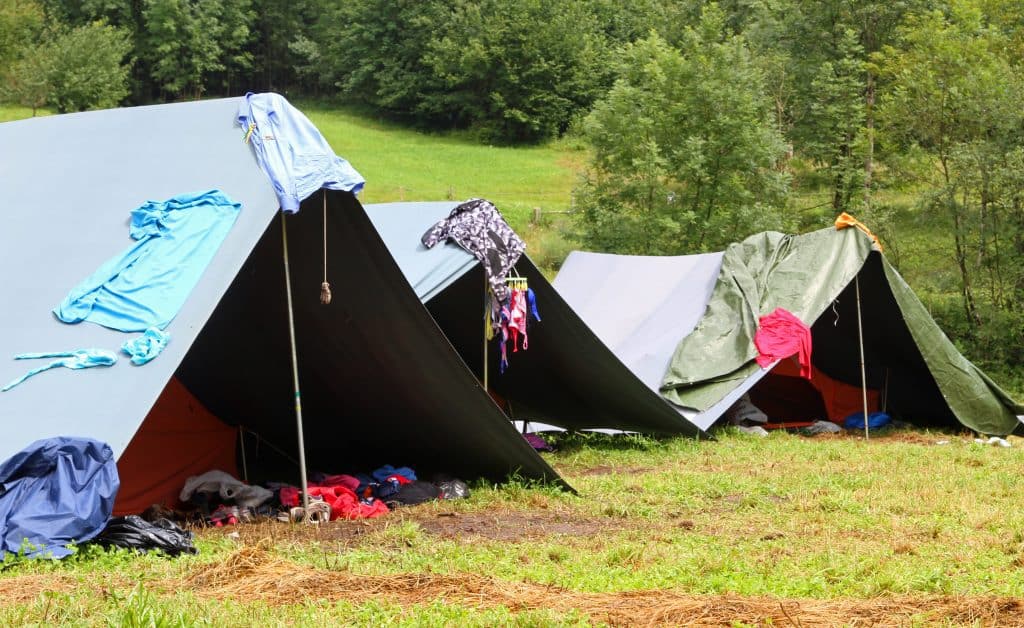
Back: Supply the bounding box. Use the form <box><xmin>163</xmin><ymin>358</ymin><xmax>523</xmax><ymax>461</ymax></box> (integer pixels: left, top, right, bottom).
<box><xmin>176</xmin><ymin>191</ymin><xmax>565</xmax><ymax>488</ymax></box>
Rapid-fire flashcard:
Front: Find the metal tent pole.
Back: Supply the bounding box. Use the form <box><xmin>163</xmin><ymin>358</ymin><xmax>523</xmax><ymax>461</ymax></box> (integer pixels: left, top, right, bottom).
<box><xmin>855</xmin><ymin>275</ymin><xmax>870</xmax><ymax>440</ymax></box>
<box><xmin>281</xmin><ymin>212</ymin><xmax>310</xmax><ymax>515</ymax></box>
<box><xmin>483</xmin><ymin>274</ymin><xmax>490</xmax><ymax>392</ymax></box>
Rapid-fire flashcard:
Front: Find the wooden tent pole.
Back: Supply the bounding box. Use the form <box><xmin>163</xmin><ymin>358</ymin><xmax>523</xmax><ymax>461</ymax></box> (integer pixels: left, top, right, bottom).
<box><xmin>281</xmin><ymin>212</ymin><xmax>310</xmax><ymax>515</ymax></box>
<box><xmin>855</xmin><ymin>275</ymin><xmax>870</xmax><ymax>440</ymax></box>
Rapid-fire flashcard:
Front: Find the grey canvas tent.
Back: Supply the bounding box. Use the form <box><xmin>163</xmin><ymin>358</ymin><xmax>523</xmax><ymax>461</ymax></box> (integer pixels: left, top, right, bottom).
<box><xmin>555</xmin><ymin>227</ymin><xmax>1024</xmax><ymax>435</ymax></box>
<box><xmin>0</xmin><ymin>97</ymin><xmax>568</xmax><ymax>512</ymax></box>
<box><xmin>360</xmin><ymin>201</ymin><xmax>707</xmax><ymax>438</ymax></box>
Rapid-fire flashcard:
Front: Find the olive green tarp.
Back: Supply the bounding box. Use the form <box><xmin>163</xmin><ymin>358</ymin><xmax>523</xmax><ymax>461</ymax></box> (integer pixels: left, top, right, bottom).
<box><xmin>660</xmin><ymin>226</ymin><xmax>1024</xmax><ymax>436</ymax></box>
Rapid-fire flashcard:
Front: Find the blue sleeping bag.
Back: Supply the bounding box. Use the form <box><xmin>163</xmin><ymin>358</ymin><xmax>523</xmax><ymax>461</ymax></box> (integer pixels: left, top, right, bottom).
<box><xmin>842</xmin><ymin>411</ymin><xmax>892</xmax><ymax>430</ymax></box>
<box><xmin>0</xmin><ymin>437</ymin><xmax>119</xmax><ymax>559</ymax></box>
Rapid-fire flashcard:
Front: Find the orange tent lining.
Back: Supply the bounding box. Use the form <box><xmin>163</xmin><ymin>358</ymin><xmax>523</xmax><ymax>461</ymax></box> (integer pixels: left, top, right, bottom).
<box><xmin>114</xmin><ymin>378</ymin><xmax>238</xmax><ymax>516</ymax></box>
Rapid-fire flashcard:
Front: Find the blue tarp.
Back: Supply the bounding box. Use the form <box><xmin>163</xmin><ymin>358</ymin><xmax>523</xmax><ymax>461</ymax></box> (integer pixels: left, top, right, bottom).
<box><xmin>0</xmin><ymin>437</ymin><xmax>119</xmax><ymax>559</ymax></box>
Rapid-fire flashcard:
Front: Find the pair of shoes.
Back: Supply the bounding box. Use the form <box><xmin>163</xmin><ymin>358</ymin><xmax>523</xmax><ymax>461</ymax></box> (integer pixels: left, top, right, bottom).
<box><xmin>280</xmin><ymin>494</ymin><xmax>332</xmax><ymax>524</ymax></box>
<box><xmin>209</xmin><ymin>505</ymin><xmax>239</xmax><ymax>527</ymax></box>
<box><xmin>305</xmin><ymin>499</ymin><xmax>331</xmax><ymax>524</ymax></box>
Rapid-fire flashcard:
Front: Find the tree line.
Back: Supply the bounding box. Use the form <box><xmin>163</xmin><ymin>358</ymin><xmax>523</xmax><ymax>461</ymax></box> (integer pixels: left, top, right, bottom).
<box><xmin>2</xmin><ymin>0</ymin><xmax>1023</xmax><ymax>376</ymax></box>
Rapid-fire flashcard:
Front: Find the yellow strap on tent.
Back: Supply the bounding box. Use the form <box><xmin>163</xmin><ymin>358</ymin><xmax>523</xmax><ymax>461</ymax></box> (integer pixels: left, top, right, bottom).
<box><xmin>835</xmin><ymin>212</ymin><xmax>882</xmax><ymax>251</ymax></box>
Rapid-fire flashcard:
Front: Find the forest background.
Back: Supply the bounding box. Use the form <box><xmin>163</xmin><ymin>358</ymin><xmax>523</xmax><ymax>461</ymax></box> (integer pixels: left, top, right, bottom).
<box><xmin>3</xmin><ymin>0</ymin><xmax>1023</xmax><ymax>395</ymax></box>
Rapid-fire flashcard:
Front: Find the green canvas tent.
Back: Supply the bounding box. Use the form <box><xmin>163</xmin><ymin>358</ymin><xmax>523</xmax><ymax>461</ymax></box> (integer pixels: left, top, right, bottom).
<box><xmin>556</xmin><ymin>225</ymin><xmax>1024</xmax><ymax>435</ymax></box>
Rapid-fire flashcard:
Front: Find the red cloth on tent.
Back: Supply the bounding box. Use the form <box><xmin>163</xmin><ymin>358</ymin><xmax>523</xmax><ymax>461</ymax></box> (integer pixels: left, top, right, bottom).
<box><xmin>114</xmin><ymin>378</ymin><xmax>238</xmax><ymax>515</ymax></box>
<box><xmin>754</xmin><ymin>308</ymin><xmax>812</xmax><ymax>379</ymax></box>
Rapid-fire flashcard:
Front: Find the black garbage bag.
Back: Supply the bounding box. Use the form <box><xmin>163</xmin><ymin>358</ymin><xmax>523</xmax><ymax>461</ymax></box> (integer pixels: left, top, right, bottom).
<box><xmin>437</xmin><ymin>479</ymin><xmax>470</xmax><ymax>500</ymax></box>
<box><xmin>387</xmin><ymin>481</ymin><xmax>441</xmax><ymax>507</ymax></box>
<box><xmin>93</xmin><ymin>515</ymin><xmax>197</xmax><ymax>556</ymax></box>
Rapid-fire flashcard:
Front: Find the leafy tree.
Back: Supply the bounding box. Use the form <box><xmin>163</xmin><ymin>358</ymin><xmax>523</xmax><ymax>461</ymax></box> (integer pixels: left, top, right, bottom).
<box><xmin>46</xmin><ymin>21</ymin><xmax>132</xmax><ymax>112</ymax></box>
<box><xmin>311</xmin><ymin>0</ymin><xmax>452</xmax><ymax>117</ymax></box>
<box><xmin>878</xmin><ymin>3</ymin><xmax>1024</xmax><ymax>328</ymax></box>
<box><xmin>3</xmin><ymin>50</ymin><xmax>51</xmax><ymax>114</ymax></box>
<box><xmin>0</xmin><ymin>0</ymin><xmax>44</xmax><ymax>72</ymax></box>
<box><xmin>314</xmin><ymin>0</ymin><xmax>618</xmax><ymax>142</ymax></box>
<box><xmin>575</xmin><ymin>8</ymin><xmax>790</xmax><ymax>255</ymax></box>
<box><xmin>140</xmin><ymin>0</ymin><xmax>253</xmax><ymax>99</ymax></box>
<box><xmin>425</xmin><ymin>0</ymin><xmax>612</xmax><ymax>142</ymax></box>
<box><xmin>739</xmin><ymin>0</ymin><xmax>929</xmax><ymax>212</ymax></box>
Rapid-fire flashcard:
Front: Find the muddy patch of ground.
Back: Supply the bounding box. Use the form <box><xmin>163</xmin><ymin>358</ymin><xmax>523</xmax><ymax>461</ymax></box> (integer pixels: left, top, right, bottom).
<box><xmin>216</xmin><ymin>509</ymin><xmax>623</xmax><ymax>547</ymax></box>
<box><xmin>573</xmin><ymin>465</ymin><xmax>654</xmax><ymax>477</ymax></box>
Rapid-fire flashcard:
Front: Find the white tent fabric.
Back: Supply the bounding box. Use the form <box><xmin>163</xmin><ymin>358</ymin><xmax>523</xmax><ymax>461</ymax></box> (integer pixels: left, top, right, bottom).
<box><xmin>553</xmin><ymin>250</ymin><xmax>772</xmax><ymax>432</ymax></box>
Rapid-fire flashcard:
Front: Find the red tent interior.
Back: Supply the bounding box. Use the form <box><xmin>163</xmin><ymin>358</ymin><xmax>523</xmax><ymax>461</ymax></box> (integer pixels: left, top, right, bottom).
<box><xmin>749</xmin><ymin>357</ymin><xmax>880</xmax><ymax>424</ymax></box>
<box><xmin>114</xmin><ymin>377</ymin><xmax>238</xmax><ymax>515</ymax></box>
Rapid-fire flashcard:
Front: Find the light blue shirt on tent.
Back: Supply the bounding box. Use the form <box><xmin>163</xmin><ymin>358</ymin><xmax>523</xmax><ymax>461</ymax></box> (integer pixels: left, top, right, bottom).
<box><xmin>53</xmin><ymin>190</ymin><xmax>241</xmax><ymax>332</ymax></box>
<box><xmin>237</xmin><ymin>92</ymin><xmax>365</xmax><ymax>212</ymax></box>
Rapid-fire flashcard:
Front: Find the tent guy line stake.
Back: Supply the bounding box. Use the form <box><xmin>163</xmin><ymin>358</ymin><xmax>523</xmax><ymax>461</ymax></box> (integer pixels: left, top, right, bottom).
<box><xmin>281</xmin><ymin>212</ymin><xmax>311</xmax><ymax>515</ymax></box>
<box><xmin>855</xmin><ymin>275</ymin><xmax>869</xmax><ymax>441</ymax></box>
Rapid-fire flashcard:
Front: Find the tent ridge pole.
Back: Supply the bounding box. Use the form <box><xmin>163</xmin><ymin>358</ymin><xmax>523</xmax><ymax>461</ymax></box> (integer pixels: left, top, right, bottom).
<box><xmin>855</xmin><ymin>275</ymin><xmax>869</xmax><ymax>440</ymax></box>
<box><xmin>281</xmin><ymin>212</ymin><xmax>310</xmax><ymax>514</ymax></box>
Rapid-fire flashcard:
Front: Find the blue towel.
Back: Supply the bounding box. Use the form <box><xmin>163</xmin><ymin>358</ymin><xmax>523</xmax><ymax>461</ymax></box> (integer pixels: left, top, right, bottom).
<box><xmin>53</xmin><ymin>190</ymin><xmax>241</xmax><ymax>332</ymax></box>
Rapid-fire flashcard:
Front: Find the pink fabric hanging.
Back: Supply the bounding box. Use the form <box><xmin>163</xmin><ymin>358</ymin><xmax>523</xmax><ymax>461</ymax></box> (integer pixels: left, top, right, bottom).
<box><xmin>754</xmin><ymin>307</ymin><xmax>812</xmax><ymax>379</ymax></box>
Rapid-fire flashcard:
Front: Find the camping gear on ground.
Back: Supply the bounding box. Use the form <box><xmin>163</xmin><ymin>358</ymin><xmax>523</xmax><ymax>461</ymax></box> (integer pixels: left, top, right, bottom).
<box><xmin>523</xmin><ymin>433</ymin><xmax>554</xmax><ymax>452</ymax></box>
<box><xmin>2</xmin><ymin>349</ymin><xmax>117</xmax><ymax>392</ymax></box>
<box><xmin>802</xmin><ymin>420</ymin><xmax>843</xmax><ymax>435</ymax></box>
<box><xmin>93</xmin><ymin>515</ymin><xmax>196</xmax><ymax>556</ymax></box>
<box><xmin>180</xmin><ymin>470</ymin><xmax>273</xmax><ymax>511</ymax></box>
<box><xmin>121</xmin><ymin>328</ymin><xmax>170</xmax><ymax>365</ymax></box>
<box><xmin>554</xmin><ymin>224</ymin><xmax>1024</xmax><ymax>436</ymax></box>
<box><xmin>387</xmin><ymin>481</ymin><xmax>441</xmax><ymax>507</ymax></box>
<box><xmin>237</xmin><ymin>92</ymin><xmax>364</xmax><ymax>213</ymax></box>
<box><xmin>53</xmin><ymin>190</ymin><xmax>241</xmax><ymax>332</ymax></box>
<box><xmin>436</xmin><ymin>479</ymin><xmax>471</xmax><ymax>500</ymax></box>
<box><xmin>724</xmin><ymin>394</ymin><xmax>768</xmax><ymax>426</ymax></box>
<box><xmin>0</xmin><ymin>437</ymin><xmax>118</xmax><ymax>559</ymax></box>
<box><xmin>842</xmin><ymin>411</ymin><xmax>892</xmax><ymax>431</ymax></box>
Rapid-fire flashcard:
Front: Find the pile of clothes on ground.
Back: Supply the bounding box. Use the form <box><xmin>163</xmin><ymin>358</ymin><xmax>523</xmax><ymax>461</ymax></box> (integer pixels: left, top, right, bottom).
<box><xmin>177</xmin><ymin>466</ymin><xmax>470</xmax><ymax>527</ymax></box>
<box><xmin>724</xmin><ymin>393</ymin><xmax>903</xmax><ymax>436</ymax></box>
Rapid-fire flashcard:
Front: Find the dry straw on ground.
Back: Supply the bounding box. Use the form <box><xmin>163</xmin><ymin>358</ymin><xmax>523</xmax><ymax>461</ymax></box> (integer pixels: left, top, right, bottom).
<box><xmin>180</xmin><ymin>545</ymin><xmax>1024</xmax><ymax>626</ymax></box>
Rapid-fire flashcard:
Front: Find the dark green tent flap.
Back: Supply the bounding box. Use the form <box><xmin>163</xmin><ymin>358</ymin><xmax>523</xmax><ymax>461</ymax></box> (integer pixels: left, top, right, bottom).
<box><xmin>660</xmin><ymin>226</ymin><xmax>1024</xmax><ymax>435</ymax></box>
<box><xmin>363</xmin><ymin>202</ymin><xmax>708</xmax><ymax>438</ymax></box>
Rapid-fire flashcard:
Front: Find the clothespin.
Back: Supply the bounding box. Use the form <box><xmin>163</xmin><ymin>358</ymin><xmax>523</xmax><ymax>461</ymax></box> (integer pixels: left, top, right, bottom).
<box><xmin>243</xmin><ymin>122</ymin><xmax>256</xmax><ymax>144</ymax></box>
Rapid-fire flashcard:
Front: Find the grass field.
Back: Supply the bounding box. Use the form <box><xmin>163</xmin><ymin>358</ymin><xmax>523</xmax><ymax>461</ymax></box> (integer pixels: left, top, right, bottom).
<box><xmin>3</xmin><ymin>430</ymin><xmax>1024</xmax><ymax>625</ymax></box>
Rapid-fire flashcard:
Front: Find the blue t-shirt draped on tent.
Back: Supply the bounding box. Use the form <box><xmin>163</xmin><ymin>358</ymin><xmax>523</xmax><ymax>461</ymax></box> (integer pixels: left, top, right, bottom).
<box><xmin>53</xmin><ymin>190</ymin><xmax>241</xmax><ymax>332</ymax></box>
<box><xmin>0</xmin><ymin>437</ymin><xmax>118</xmax><ymax>559</ymax></box>
<box><xmin>237</xmin><ymin>92</ymin><xmax>365</xmax><ymax>212</ymax></box>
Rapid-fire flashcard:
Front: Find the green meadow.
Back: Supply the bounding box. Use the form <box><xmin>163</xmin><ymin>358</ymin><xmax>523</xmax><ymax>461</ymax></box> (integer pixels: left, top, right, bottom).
<box><xmin>3</xmin><ymin>431</ymin><xmax>1024</xmax><ymax>625</ymax></box>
